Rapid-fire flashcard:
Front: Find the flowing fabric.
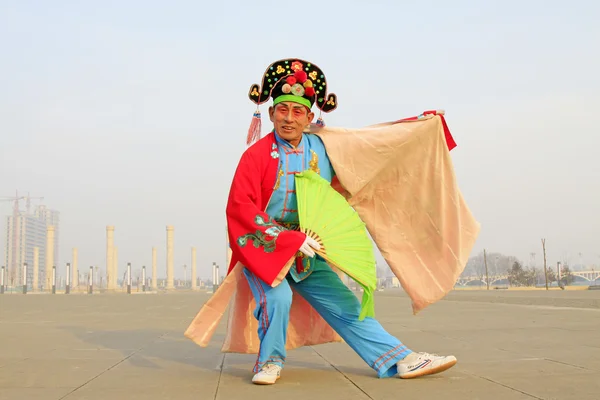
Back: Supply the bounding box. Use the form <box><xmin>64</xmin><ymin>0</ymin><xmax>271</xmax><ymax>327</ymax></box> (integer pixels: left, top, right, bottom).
<box><xmin>184</xmin><ymin>113</ymin><xmax>480</xmax><ymax>352</ymax></box>
<box><xmin>312</xmin><ymin>114</ymin><xmax>480</xmax><ymax>314</ymax></box>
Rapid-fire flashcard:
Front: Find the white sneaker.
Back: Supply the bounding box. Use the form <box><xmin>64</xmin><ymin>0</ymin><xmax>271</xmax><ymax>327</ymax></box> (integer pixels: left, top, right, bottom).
<box><xmin>252</xmin><ymin>363</ymin><xmax>282</xmax><ymax>385</ymax></box>
<box><xmin>397</xmin><ymin>352</ymin><xmax>457</xmax><ymax>379</ymax></box>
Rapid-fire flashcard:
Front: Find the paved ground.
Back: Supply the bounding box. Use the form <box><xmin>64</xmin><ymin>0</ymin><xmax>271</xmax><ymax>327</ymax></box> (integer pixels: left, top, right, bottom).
<box><xmin>1</xmin><ymin>288</ymin><xmax>599</xmax><ymax>400</ymax></box>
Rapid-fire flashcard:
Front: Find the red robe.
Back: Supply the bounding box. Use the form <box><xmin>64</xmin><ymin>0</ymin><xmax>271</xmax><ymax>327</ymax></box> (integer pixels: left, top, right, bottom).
<box><xmin>225</xmin><ymin>111</ymin><xmax>456</xmax><ymax>287</ymax></box>
<box><xmin>225</xmin><ymin>131</ymin><xmax>306</xmax><ymax>285</ymax></box>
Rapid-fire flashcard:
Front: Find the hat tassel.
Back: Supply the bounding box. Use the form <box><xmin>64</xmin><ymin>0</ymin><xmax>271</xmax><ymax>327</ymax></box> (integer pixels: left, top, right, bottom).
<box><xmin>246</xmin><ymin>109</ymin><xmax>262</xmax><ymax>146</ymax></box>
<box><xmin>316</xmin><ymin>112</ymin><xmax>325</xmax><ymax>127</ymax></box>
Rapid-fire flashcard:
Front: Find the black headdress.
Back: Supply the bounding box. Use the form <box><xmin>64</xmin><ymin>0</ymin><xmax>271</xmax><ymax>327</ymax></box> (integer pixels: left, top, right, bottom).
<box><xmin>246</xmin><ymin>58</ymin><xmax>337</xmax><ymax>145</ymax></box>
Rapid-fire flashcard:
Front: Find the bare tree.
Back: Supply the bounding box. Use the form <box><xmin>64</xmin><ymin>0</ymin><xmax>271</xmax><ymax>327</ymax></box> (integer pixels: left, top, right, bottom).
<box><xmin>542</xmin><ymin>238</ymin><xmax>548</xmax><ymax>290</ymax></box>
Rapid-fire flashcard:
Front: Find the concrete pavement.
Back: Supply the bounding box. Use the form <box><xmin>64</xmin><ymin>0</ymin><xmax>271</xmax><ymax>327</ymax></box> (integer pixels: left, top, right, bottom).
<box><xmin>1</xmin><ymin>289</ymin><xmax>599</xmax><ymax>399</ymax></box>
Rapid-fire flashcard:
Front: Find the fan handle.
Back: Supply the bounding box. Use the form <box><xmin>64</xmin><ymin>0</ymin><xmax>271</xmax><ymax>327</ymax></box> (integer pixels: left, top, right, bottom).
<box><xmin>301</xmin><ymin>228</ymin><xmax>326</xmax><ymax>257</ymax></box>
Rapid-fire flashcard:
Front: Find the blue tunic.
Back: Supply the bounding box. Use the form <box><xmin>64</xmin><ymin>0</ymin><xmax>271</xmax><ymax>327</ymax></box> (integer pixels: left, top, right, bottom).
<box><xmin>244</xmin><ymin>130</ymin><xmax>410</xmax><ymax>377</ymax></box>
<box><xmin>265</xmin><ymin>131</ymin><xmax>334</xmax><ymax>282</ymax></box>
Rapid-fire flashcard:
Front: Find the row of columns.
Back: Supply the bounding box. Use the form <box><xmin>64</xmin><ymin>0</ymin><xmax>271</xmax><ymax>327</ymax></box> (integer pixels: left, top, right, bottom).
<box><xmin>106</xmin><ymin>225</ymin><xmax>200</xmax><ymax>291</ymax></box>
<box><xmin>1</xmin><ymin>262</ymin><xmax>134</xmax><ymax>295</ymax></box>
<box><xmin>1</xmin><ymin>224</ymin><xmax>210</xmax><ymax>292</ymax></box>
<box><xmin>1</xmin><ymin>222</ymin><xmax>221</xmax><ymax>293</ymax></box>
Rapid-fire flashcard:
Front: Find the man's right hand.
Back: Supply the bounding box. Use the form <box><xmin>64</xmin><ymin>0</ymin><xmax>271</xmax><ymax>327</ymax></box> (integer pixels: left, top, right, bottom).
<box><xmin>299</xmin><ymin>235</ymin><xmax>321</xmax><ymax>258</ymax></box>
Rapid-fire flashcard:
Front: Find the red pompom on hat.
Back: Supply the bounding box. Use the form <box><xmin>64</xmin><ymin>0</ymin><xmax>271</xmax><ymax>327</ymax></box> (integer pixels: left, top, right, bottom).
<box><xmin>286</xmin><ymin>76</ymin><xmax>297</xmax><ymax>85</ymax></box>
<box><xmin>304</xmin><ymin>86</ymin><xmax>315</xmax><ymax>97</ymax></box>
<box><xmin>294</xmin><ymin>70</ymin><xmax>307</xmax><ymax>83</ymax></box>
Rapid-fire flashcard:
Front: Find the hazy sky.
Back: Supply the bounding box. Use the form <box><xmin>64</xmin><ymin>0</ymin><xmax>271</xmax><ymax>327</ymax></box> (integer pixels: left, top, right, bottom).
<box><xmin>1</xmin><ymin>0</ymin><xmax>599</xmax><ymax>281</ymax></box>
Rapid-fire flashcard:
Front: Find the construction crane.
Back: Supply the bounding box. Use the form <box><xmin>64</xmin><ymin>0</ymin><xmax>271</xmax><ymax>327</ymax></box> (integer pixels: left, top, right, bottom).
<box><xmin>0</xmin><ymin>192</ymin><xmax>44</xmax><ymax>279</ymax></box>
<box><xmin>25</xmin><ymin>194</ymin><xmax>44</xmax><ymax>214</ymax></box>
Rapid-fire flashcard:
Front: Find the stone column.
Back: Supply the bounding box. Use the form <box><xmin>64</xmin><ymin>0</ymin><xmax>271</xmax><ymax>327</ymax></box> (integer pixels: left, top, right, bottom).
<box><xmin>72</xmin><ymin>248</ymin><xmax>78</xmax><ymax>288</ymax></box>
<box><xmin>113</xmin><ymin>247</ymin><xmax>118</xmax><ymax>289</ymax></box>
<box><xmin>45</xmin><ymin>226</ymin><xmax>55</xmax><ymax>291</ymax></box>
<box><xmin>152</xmin><ymin>247</ymin><xmax>157</xmax><ymax>289</ymax></box>
<box><xmin>166</xmin><ymin>226</ymin><xmax>174</xmax><ymax>289</ymax></box>
<box><xmin>106</xmin><ymin>226</ymin><xmax>115</xmax><ymax>290</ymax></box>
<box><xmin>33</xmin><ymin>247</ymin><xmax>39</xmax><ymax>292</ymax></box>
<box><xmin>191</xmin><ymin>247</ymin><xmax>197</xmax><ymax>290</ymax></box>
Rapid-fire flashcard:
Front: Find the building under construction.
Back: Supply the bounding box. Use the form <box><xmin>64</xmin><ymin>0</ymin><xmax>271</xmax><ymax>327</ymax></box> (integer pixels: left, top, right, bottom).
<box><xmin>2</xmin><ymin>194</ymin><xmax>60</xmax><ymax>289</ymax></box>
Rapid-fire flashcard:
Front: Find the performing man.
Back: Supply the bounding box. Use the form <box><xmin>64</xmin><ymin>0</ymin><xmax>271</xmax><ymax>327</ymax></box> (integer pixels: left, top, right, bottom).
<box><xmin>185</xmin><ymin>58</ymin><xmax>480</xmax><ymax>385</ymax></box>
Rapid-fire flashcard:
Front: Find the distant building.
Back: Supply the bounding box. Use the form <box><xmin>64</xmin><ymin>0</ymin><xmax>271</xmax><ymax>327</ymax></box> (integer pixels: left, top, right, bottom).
<box><xmin>3</xmin><ymin>205</ymin><xmax>60</xmax><ymax>289</ymax></box>
<box><xmin>384</xmin><ymin>276</ymin><xmax>401</xmax><ymax>288</ymax></box>
<box><xmin>34</xmin><ymin>205</ymin><xmax>60</xmax><ymax>270</ymax></box>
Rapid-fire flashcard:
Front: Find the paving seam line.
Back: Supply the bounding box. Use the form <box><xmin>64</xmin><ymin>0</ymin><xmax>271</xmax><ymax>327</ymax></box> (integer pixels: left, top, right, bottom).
<box><xmin>463</xmin><ymin>371</ymin><xmax>545</xmax><ymax>400</ymax></box>
<box><xmin>310</xmin><ymin>346</ymin><xmax>374</xmax><ymax>400</ymax></box>
<box><xmin>57</xmin><ymin>332</ymin><xmax>169</xmax><ymax>399</ymax></box>
<box><xmin>213</xmin><ymin>354</ymin><xmax>226</xmax><ymax>400</ymax></box>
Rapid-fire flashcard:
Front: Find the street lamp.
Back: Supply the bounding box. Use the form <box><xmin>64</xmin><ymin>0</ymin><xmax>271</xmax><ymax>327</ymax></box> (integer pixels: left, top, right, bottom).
<box><xmin>126</xmin><ymin>262</ymin><xmax>132</xmax><ymax>294</ymax></box>
<box><xmin>212</xmin><ymin>262</ymin><xmax>219</xmax><ymax>292</ymax></box>
<box><xmin>183</xmin><ymin>264</ymin><xmax>187</xmax><ymax>288</ymax></box>
<box><xmin>142</xmin><ymin>266</ymin><xmax>146</xmax><ymax>292</ymax></box>
<box><xmin>22</xmin><ymin>263</ymin><xmax>28</xmax><ymax>294</ymax></box>
<box><xmin>88</xmin><ymin>266</ymin><xmax>93</xmax><ymax>294</ymax></box>
<box><xmin>66</xmin><ymin>263</ymin><xmax>71</xmax><ymax>294</ymax></box>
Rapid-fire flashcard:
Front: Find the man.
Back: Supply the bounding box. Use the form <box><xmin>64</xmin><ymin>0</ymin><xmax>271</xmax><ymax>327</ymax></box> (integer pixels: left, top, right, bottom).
<box><xmin>224</xmin><ymin>58</ymin><xmax>458</xmax><ymax>385</ymax></box>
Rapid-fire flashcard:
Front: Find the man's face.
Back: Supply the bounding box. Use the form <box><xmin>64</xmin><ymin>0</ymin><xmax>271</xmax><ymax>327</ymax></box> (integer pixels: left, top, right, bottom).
<box><xmin>269</xmin><ymin>101</ymin><xmax>314</xmax><ymax>146</ymax></box>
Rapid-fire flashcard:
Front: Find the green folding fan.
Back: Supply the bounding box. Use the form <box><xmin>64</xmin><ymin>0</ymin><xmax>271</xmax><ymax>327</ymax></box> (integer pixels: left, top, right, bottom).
<box><xmin>295</xmin><ymin>170</ymin><xmax>377</xmax><ymax>320</ymax></box>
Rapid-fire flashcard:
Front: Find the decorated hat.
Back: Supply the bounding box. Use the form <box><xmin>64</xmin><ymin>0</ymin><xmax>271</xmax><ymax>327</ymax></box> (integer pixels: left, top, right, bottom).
<box><xmin>246</xmin><ymin>58</ymin><xmax>337</xmax><ymax>145</ymax></box>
